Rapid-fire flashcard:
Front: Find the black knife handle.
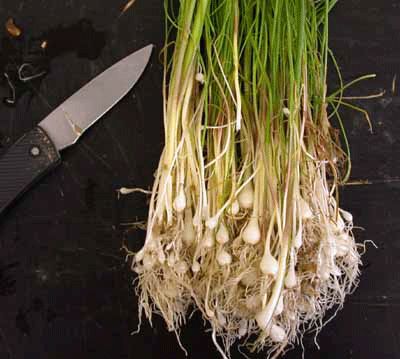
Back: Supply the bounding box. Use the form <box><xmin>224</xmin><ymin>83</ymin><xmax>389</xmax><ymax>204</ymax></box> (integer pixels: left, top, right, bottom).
<box><xmin>0</xmin><ymin>127</ymin><xmax>61</xmax><ymax>214</ymax></box>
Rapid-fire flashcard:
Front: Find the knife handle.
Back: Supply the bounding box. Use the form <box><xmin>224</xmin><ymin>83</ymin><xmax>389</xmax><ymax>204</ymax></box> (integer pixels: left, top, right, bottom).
<box><xmin>0</xmin><ymin>127</ymin><xmax>61</xmax><ymax>214</ymax></box>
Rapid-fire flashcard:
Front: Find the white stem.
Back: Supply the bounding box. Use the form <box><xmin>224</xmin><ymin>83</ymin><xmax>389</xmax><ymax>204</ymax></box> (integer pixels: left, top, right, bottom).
<box><xmin>293</xmin><ymin>221</ymin><xmax>303</xmax><ymax>249</ymax></box>
<box><xmin>183</xmin><ymin>207</ymin><xmax>196</xmax><ymax>244</ymax></box>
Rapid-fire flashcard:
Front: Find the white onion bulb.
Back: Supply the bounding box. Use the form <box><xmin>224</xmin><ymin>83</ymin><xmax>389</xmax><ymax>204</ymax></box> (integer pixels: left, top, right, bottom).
<box><xmin>238</xmin><ymin>182</ymin><xmax>254</xmax><ymax>209</ymax></box>
<box><xmin>217</xmin><ymin>249</ymin><xmax>232</xmax><ymax>266</ymax></box>
<box><xmin>167</xmin><ymin>253</ymin><xmax>176</xmax><ymax>267</ymax></box>
<box><xmin>283</xmin><ymin>107</ymin><xmax>291</xmax><ymax>117</ymax></box>
<box><xmin>206</xmin><ymin>216</ymin><xmax>218</xmax><ymax>230</ymax></box>
<box><xmin>217</xmin><ymin>311</ymin><xmax>226</xmax><ymax>326</ymax></box>
<box><xmin>320</xmin><ymin>266</ymin><xmax>330</xmax><ymax>281</ymax></box>
<box><xmin>260</xmin><ymin>251</ymin><xmax>279</xmax><ymax>277</ymax></box>
<box><xmin>175</xmin><ymin>261</ymin><xmax>188</xmax><ymax>274</ymax></box>
<box><xmin>183</xmin><ymin>208</ymin><xmax>196</xmax><ymax>244</ymax></box>
<box><xmin>238</xmin><ymin>320</ymin><xmax>248</xmax><ymax>337</ymax></box>
<box><xmin>240</xmin><ymin>270</ymin><xmax>258</xmax><ymax>286</ymax></box>
<box><xmin>285</xmin><ymin>262</ymin><xmax>297</xmax><ymax>288</ymax></box>
<box><xmin>191</xmin><ymin>261</ymin><xmax>201</xmax><ymax>273</ymax></box>
<box><xmin>242</xmin><ymin>217</ymin><xmax>261</xmax><ymax>245</ymax></box>
<box><xmin>255</xmin><ymin>307</ymin><xmax>270</xmax><ymax>330</ymax></box>
<box><xmin>246</xmin><ymin>296</ymin><xmax>260</xmax><ymax>310</ymax></box>
<box><xmin>204</xmin><ymin>229</ymin><xmax>215</xmax><ymax>248</ymax></box>
<box><xmin>269</xmin><ymin>324</ymin><xmax>287</xmax><ymax>343</ymax></box>
<box><xmin>340</xmin><ymin>208</ymin><xmax>353</xmax><ymax>223</ymax></box>
<box><xmin>228</xmin><ymin>200</ymin><xmax>240</xmax><ymax>216</ymax></box>
<box><xmin>299</xmin><ymin>197</ymin><xmax>313</xmax><ymax>220</ymax></box>
<box><xmin>216</xmin><ymin>223</ymin><xmax>230</xmax><ymax>244</ymax></box>
<box><xmin>173</xmin><ymin>187</ymin><xmax>186</xmax><ymax>213</ymax></box>
<box><xmin>157</xmin><ymin>250</ymin><xmax>166</xmax><ymax>264</ymax></box>
<box><xmin>195</xmin><ymin>72</ymin><xmax>205</xmax><ymax>84</ymax></box>
<box><xmin>293</xmin><ymin>228</ymin><xmax>303</xmax><ymax>249</ymax></box>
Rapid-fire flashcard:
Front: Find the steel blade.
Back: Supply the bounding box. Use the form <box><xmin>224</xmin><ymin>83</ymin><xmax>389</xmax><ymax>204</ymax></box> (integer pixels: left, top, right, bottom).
<box><xmin>39</xmin><ymin>44</ymin><xmax>153</xmax><ymax>150</ymax></box>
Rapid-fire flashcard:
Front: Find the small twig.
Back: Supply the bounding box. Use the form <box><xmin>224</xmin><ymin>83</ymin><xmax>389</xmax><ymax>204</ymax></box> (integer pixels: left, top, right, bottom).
<box><xmin>340</xmin><ymin>90</ymin><xmax>385</xmax><ymax>100</ymax></box>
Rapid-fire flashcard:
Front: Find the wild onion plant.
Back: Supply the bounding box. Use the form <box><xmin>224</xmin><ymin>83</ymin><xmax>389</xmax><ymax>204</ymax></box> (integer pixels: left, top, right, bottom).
<box><xmin>128</xmin><ymin>0</ymin><xmax>371</xmax><ymax>356</ymax></box>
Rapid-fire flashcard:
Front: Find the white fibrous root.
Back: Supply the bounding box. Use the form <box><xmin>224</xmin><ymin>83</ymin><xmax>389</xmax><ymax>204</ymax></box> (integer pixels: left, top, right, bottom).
<box><xmin>129</xmin><ymin>1</ymin><xmax>365</xmax><ymax>358</ymax></box>
<box><xmin>336</xmin><ymin>233</ymin><xmax>351</xmax><ymax>257</ymax></box>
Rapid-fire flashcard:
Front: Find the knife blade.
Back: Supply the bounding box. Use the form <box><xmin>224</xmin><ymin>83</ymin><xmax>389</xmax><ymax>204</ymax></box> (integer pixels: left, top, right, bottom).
<box><xmin>0</xmin><ymin>44</ymin><xmax>153</xmax><ymax>214</ymax></box>
<box><xmin>40</xmin><ymin>44</ymin><xmax>153</xmax><ymax>151</ymax></box>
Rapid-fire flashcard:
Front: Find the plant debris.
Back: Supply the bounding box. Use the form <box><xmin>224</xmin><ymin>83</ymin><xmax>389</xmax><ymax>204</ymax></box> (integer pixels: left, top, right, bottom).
<box><xmin>5</xmin><ymin>18</ymin><xmax>22</xmax><ymax>38</ymax></box>
<box><xmin>121</xmin><ymin>0</ymin><xmax>137</xmax><ymax>16</ymax></box>
<box><xmin>392</xmin><ymin>74</ymin><xmax>397</xmax><ymax>94</ymax></box>
<box><xmin>0</xmin><ymin>18</ymin><xmax>105</xmax><ymax>105</ymax></box>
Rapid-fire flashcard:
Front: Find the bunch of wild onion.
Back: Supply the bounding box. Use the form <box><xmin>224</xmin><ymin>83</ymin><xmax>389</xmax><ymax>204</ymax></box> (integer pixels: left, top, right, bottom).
<box><xmin>128</xmin><ymin>0</ymin><xmax>365</xmax><ymax>356</ymax></box>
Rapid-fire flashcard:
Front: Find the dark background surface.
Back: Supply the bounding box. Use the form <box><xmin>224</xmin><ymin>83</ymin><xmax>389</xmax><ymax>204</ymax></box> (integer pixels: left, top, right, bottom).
<box><xmin>0</xmin><ymin>1</ymin><xmax>399</xmax><ymax>358</ymax></box>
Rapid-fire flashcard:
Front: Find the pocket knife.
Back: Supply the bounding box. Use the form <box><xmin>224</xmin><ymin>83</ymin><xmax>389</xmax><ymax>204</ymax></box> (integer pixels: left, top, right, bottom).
<box><xmin>0</xmin><ymin>44</ymin><xmax>153</xmax><ymax>214</ymax></box>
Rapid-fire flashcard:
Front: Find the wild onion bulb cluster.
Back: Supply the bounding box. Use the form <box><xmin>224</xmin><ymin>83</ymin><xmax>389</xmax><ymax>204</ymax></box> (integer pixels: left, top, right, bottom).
<box><xmin>128</xmin><ymin>0</ymin><xmax>364</xmax><ymax>357</ymax></box>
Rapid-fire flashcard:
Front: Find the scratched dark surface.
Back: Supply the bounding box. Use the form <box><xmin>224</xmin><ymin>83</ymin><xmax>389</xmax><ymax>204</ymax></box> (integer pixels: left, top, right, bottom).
<box><xmin>0</xmin><ymin>1</ymin><xmax>399</xmax><ymax>359</ymax></box>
